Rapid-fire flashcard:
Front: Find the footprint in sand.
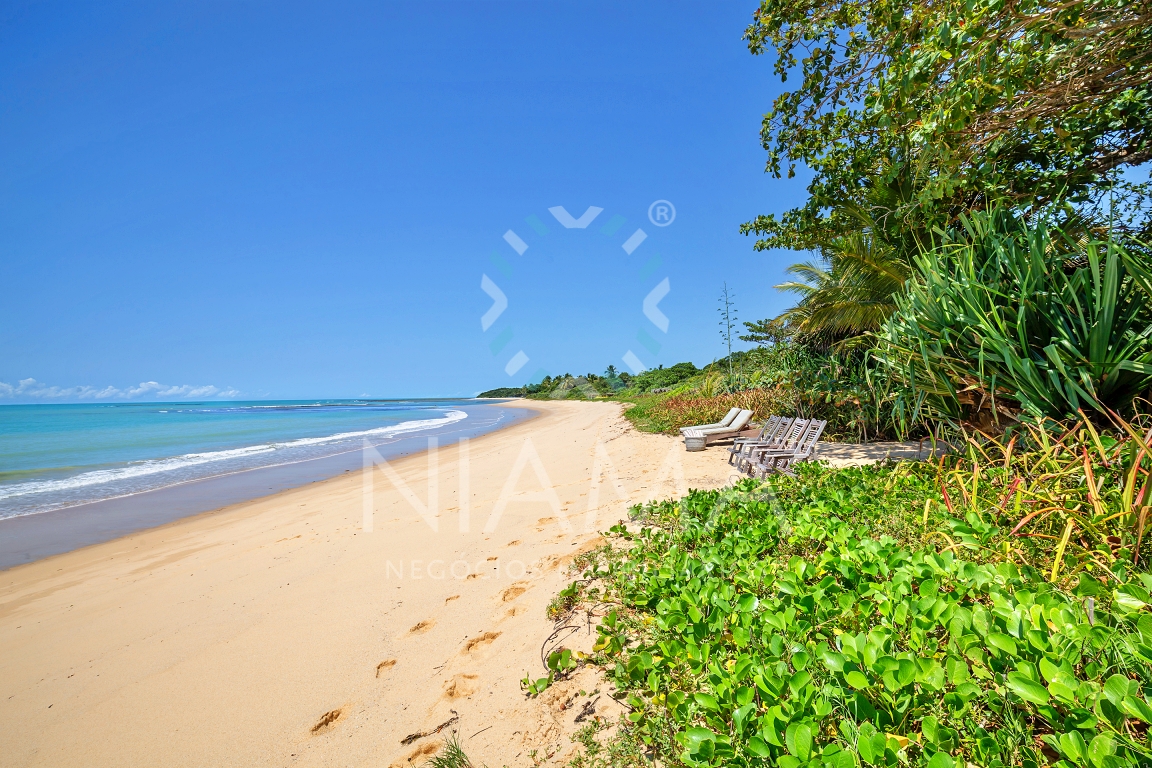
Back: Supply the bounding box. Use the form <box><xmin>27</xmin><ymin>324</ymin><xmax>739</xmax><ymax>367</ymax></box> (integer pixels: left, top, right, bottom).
<box><xmin>376</xmin><ymin>659</ymin><xmax>397</xmax><ymax>678</ymax></box>
<box><xmin>505</xmin><ymin>540</ymin><xmax>521</xmax><ymax>547</ymax></box>
<box><xmin>409</xmin><ymin>619</ymin><xmax>435</xmax><ymax>634</ymax></box>
<box><xmin>500</xmin><ymin>582</ymin><xmax>529</xmax><ymax>602</ymax></box>
<box><xmin>442</xmin><ymin>673</ymin><xmax>479</xmax><ymax>699</ymax></box>
<box><xmin>444</xmin><ymin>595</ymin><xmax>460</xmax><ymax>604</ymax></box>
<box><xmin>389</xmin><ymin>741</ymin><xmax>441</xmax><ymax>768</ymax></box>
<box><xmin>463</xmin><ymin>631</ymin><xmax>501</xmax><ymax>652</ymax></box>
<box><xmin>310</xmin><ymin>708</ymin><xmax>343</xmax><ymax>734</ymax></box>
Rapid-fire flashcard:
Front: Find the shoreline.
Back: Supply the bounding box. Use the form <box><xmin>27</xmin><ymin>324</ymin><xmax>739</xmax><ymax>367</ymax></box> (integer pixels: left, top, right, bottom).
<box><xmin>0</xmin><ymin>401</ymin><xmax>533</xmax><ymax>571</ymax></box>
<box><xmin>0</xmin><ymin>401</ymin><xmax>736</xmax><ymax>768</ymax></box>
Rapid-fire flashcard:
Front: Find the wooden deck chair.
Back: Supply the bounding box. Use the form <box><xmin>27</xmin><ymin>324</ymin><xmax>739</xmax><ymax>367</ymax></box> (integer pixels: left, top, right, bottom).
<box><xmin>739</xmin><ymin>417</ymin><xmax>809</xmax><ymax>472</ymax></box>
<box><xmin>727</xmin><ymin>415</ymin><xmax>789</xmax><ymax>466</ymax></box>
<box><xmin>752</xmin><ymin>419</ymin><xmax>827</xmax><ymax>476</ymax></box>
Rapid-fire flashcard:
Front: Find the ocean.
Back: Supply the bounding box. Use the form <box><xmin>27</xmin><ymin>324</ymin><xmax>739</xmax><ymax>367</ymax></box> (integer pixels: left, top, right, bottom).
<box><xmin>0</xmin><ymin>399</ymin><xmax>520</xmax><ymax>522</ymax></box>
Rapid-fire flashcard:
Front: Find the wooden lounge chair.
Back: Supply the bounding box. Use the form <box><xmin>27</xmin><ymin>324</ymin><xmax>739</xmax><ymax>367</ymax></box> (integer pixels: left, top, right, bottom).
<box><xmin>683</xmin><ymin>409</ymin><xmax>754</xmax><ymax>447</ymax></box>
<box><xmin>750</xmin><ymin>419</ymin><xmax>827</xmax><ymax>476</ymax></box>
<box><xmin>679</xmin><ymin>407</ymin><xmax>741</xmax><ymax>436</ymax></box>
<box><xmin>727</xmin><ymin>415</ymin><xmax>791</xmax><ymax>466</ymax></box>
<box><xmin>737</xmin><ymin>417</ymin><xmax>809</xmax><ymax>472</ymax></box>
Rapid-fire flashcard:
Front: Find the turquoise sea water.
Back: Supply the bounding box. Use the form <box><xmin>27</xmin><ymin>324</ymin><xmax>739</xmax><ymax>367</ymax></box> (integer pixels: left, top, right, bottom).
<box><xmin>0</xmin><ymin>400</ymin><xmax>493</xmax><ymax>519</ymax></box>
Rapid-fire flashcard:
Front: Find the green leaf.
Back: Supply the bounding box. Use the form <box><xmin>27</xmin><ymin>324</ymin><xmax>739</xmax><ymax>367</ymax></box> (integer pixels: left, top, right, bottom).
<box><xmin>1103</xmin><ymin>674</ymin><xmax>1131</xmax><ymax>707</ymax></box>
<box><xmin>1039</xmin><ymin>657</ymin><xmax>1061</xmax><ymax>683</ymax></box>
<box><xmin>746</xmin><ymin>736</ymin><xmax>772</xmax><ymax>758</ymax></box>
<box><xmin>826</xmin><ymin>750</ymin><xmax>856</xmax><ymax>768</ymax></box>
<box><xmin>789</xmin><ymin>670</ymin><xmax>813</xmax><ymax>694</ymax></box>
<box><xmin>845</xmin><ymin>670</ymin><xmax>870</xmax><ymax>689</ymax></box>
<box><xmin>679</xmin><ymin>726</ymin><xmax>716</xmax><ymax>756</ymax></box>
<box><xmin>693</xmin><ymin>692</ymin><xmax>719</xmax><ymax>711</ymax></box>
<box><xmin>1007</xmin><ymin>671</ymin><xmax>1051</xmax><ymax>705</ymax></box>
<box><xmin>1048</xmin><ymin>678</ymin><xmax>1079</xmax><ymax>703</ymax></box>
<box><xmin>946</xmin><ymin>657</ymin><xmax>969</xmax><ymax>684</ymax></box>
<box><xmin>987</xmin><ymin>632</ymin><xmax>1017</xmax><ymax>656</ymax></box>
<box><xmin>1114</xmin><ymin>589</ymin><xmax>1148</xmax><ymax>611</ymax></box>
<box><xmin>927</xmin><ymin>752</ymin><xmax>954</xmax><ymax>768</ymax></box>
<box><xmin>1088</xmin><ymin>733</ymin><xmax>1114</xmax><ymax>768</ymax></box>
<box><xmin>1059</xmin><ymin>731</ymin><xmax>1087</xmax><ymax>763</ymax></box>
<box><xmin>857</xmin><ymin>729</ymin><xmax>877</xmax><ymax>764</ymax></box>
<box><xmin>894</xmin><ymin>658</ymin><xmax>916</xmax><ymax>687</ymax></box>
<box><xmin>1075</xmin><ymin>573</ymin><xmax>1104</xmax><ymax>596</ymax></box>
<box><xmin>822</xmin><ymin>651</ymin><xmax>847</xmax><ymax>672</ymax></box>
<box><xmin>1121</xmin><ymin>695</ymin><xmax>1152</xmax><ymax>723</ymax></box>
<box><xmin>921</xmin><ymin>716</ymin><xmax>938</xmax><ymax>744</ymax></box>
<box><xmin>786</xmin><ymin>722</ymin><xmax>813</xmax><ymax>761</ymax></box>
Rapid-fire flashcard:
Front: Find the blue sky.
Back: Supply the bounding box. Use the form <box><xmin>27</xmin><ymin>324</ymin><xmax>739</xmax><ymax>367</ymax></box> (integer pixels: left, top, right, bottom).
<box><xmin>0</xmin><ymin>0</ymin><xmax>807</xmax><ymax>400</ymax></box>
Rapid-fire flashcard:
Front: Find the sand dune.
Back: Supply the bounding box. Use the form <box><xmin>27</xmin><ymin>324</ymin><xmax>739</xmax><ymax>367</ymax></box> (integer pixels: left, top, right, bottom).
<box><xmin>0</xmin><ymin>400</ymin><xmax>737</xmax><ymax>768</ymax></box>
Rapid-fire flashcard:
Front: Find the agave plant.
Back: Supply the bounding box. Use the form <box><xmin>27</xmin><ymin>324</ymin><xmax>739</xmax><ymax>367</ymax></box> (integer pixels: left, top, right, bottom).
<box><xmin>877</xmin><ymin>208</ymin><xmax>1152</xmax><ymax>425</ymax></box>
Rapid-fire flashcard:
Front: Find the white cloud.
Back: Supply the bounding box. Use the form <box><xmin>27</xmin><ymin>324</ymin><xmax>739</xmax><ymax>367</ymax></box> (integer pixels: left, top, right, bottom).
<box><xmin>0</xmin><ymin>378</ymin><xmax>241</xmax><ymax>401</ymax></box>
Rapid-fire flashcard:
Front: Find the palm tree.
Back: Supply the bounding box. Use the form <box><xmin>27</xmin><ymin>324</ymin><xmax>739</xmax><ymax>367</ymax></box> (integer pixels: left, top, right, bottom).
<box><xmin>768</xmin><ymin>169</ymin><xmax>924</xmax><ymax>347</ymax></box>
<box><xmin>774</xmin><ymin>231</ymin><xmax>910</xmax><ymax>345</ymax></box>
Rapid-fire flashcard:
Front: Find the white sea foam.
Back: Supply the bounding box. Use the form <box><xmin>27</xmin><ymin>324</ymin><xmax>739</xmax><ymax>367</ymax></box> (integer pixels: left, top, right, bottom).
<box><xmin>0</xmin><ymin>410</ymin><xmax>467</xmax><ymax>502</ymax></box>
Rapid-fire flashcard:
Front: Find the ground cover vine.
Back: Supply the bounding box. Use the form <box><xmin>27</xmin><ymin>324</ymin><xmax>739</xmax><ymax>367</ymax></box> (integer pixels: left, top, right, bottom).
<box><xmin>565</xmin><ymin>455</ymin><xmax>1152</xmax><ymax>768</ymax></box>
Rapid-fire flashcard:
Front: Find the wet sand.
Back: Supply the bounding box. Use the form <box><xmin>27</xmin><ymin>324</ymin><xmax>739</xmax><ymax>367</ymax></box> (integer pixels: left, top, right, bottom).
<box><xmin>0</xmin><ymin>403</ymin><xmax>530</xmax><ymax>570</ymax></box>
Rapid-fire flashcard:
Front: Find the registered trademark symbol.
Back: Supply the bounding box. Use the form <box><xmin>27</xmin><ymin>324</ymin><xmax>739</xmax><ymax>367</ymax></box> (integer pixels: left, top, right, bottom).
<box><xmin>647</xmin><ymin>200</ymin><xmax>676</xmax><ymax>227</ymax></box>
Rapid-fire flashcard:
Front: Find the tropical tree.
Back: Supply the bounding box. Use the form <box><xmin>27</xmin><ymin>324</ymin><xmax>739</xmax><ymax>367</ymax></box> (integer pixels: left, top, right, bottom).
<box><xmin>773</xmin><ymin>232</ymin><xmax>910</xmax><ymax>345</ymax></box>
<box><xmin>754</xmin><ymin>171</ymin><xmax>921</xmax><ymax>345</ymax></box>
<box><xmin>741</xmin><ymin>0</ymin><xmax>1152</xmax><ymax>253</ymax></box>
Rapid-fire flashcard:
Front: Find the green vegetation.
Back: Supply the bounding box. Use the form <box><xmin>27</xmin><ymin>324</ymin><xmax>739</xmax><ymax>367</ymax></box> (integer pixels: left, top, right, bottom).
<box><xmin>557</xmin><ymin>422</ymin><xmax>1152</xmax><ymax>767</ymax></box>
<box><xmin>876</xmin><ymin>210</ymin><xmax>1152</xmax><ymax>427</ymax></box>
<box><xmin>741</xmin><ymin>0</ymin><xmax>1152</xmax><ymax>254</ymax></box>
<box><xmin>504</xmin><ymin>6</ymin><xmax>1152</xmax><ymax>765</ymax></box>
<box><xmin>425</xmin><ymin>734</ymin><xmax>476</xmax><ymax>768</ymax></box>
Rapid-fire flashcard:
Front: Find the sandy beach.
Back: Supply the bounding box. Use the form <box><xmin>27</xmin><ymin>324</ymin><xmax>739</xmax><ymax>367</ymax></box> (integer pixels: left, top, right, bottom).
<box><xmin>0</xmin><ymin>400</ymin><xmax>738</xmax><ymax>768</ymax></box>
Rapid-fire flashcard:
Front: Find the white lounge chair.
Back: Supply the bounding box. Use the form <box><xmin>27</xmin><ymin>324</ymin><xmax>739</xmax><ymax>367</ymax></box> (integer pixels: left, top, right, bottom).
<box><xmin>679</xmin><ymin>407</ymin><xmax>741</xmax><ymax>435</ymax></box>
<box><xmin>683</xmin><ymin>409</ymin><xmax>754</xmax><ymax>447</ymax></box>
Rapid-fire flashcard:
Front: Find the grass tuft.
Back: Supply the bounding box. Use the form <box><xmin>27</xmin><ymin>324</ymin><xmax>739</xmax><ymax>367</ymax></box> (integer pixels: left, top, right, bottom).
<box><xmin>424</xmin><ymin>734</ymin><xmax>474</xmax><ymax>768</ymax></box>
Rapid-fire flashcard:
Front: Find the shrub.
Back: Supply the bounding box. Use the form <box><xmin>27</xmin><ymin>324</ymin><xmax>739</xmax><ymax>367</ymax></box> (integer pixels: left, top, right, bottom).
<box><xmin>877</xmin><ymin>209</ymin><xmax>1152</xmax><ymax>428</ymax></box>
